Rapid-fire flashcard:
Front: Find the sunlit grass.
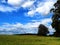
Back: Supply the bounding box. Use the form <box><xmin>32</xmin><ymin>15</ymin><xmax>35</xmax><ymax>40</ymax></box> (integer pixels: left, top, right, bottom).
<box><xmin>0</xmin><ymin>35</ymin><xmax>60</xmax><ymax>45</ymax></box>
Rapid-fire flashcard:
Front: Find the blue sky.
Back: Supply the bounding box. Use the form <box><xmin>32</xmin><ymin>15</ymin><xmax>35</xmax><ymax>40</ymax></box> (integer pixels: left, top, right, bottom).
<box><xmin>0</xmin><ymin>0</ymin><xmax>57</xmax><ymax>35</ymax></box>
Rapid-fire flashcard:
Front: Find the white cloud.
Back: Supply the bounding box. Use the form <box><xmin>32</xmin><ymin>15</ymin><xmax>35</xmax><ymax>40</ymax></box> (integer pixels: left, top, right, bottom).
<box><xmin>0</xmin><ymin>0</ymin><xmax>24</xmax><ymax>12</ymax></box>
<box><xmin>8</xmin><ymin>0</ymin><xmax>24</xmax><ymax>7</ymax></box>
<box><xmin>27</xmin><ymin>10</ymin><xmax>36</xmax><ymax>17</ymax></box>
<box><xmin>31</xmin><ymin>18</ymin><xmax>52</xmax><ymax>25</ymax></box>
<box><xmin>27</xmin><ymin>0</ymin><xmax>57</xmax><ymax>17</ymax></box>
<box><xmin>0</xmin><ymin>0</ymin><xmax>57</xmax><ymax>13</ymax></box>
<box><xmin>24</xmin><ymin>22</ymin><xmax>40</xmax><ymax>28</ymax></box>
<box><xmin>0</xmin><ymin>22</ymin><xmax>38</xmax><ymax>34</ymax></box>
<box><xmin>36</xmin><ymin>2</ymin><xmax>54</xmax><ymax>15</ymax></box>
<box><xmin>0</xmin><ymin>5</ymin><xmax>17</xmax><ymax>12</ymax></box>
<box><xmin>22</xmin><ymin>0</ymin><xmax>35</xmax><ymax>8</ymax></box>
<box><xmin>0</xmin><ymin>0</ymin><xmax>35</xmax><ymax>12</ymax></box>
<box><xmin>0</xmin><ymin>18</ymin><xmax>54</xmax><ymax>34</ymax></box>
<box><xmin>41</xmin><ymin>18</ymin><xmax>52</xmax><ymax>25</ymax></box>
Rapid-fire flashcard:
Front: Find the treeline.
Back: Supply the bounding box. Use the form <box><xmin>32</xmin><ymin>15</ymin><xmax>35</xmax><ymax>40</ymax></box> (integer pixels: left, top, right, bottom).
<box><xmin>50</xmin><ymin>0</ymin><xmax>60</xmax><ymax>37</ymax></box>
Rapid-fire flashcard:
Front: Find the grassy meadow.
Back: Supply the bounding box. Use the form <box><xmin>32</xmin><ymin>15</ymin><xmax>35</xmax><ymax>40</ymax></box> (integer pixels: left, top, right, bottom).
<box><xmin>0</xmin><ymin>35</ymin><xmax>60</xmax><ymax>45</ymax></box>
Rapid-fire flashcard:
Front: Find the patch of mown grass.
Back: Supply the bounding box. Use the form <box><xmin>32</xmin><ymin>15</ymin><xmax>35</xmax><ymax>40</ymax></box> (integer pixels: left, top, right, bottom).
<box><xmin>0</xmin><ymin>35</ymin><xmax>60</xmax><ymax>45</ymax></box>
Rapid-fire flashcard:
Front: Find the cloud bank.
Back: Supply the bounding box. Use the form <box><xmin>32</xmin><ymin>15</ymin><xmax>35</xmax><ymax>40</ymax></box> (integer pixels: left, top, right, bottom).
<box><xmin>0</xmin><ymin>0</ymin><xmax>57</xmax><ymax>15</ymax></box>
<box><xmin>0</xmin><ymin>18</ymin><xmax>55</xmax><ymax>34</ymax></box>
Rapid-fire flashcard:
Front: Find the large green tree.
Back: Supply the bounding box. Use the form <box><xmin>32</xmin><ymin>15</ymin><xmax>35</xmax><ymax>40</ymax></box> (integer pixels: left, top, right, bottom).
<box><xmin>51</xmin><ymin>0</ymin><xmax>60</xmax><ymax>36</ymax></box>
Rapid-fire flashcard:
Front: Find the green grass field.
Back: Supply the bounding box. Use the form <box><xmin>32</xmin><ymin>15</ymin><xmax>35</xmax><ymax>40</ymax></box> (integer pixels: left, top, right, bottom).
<box><xmin>0</xmin><ymin>35</ymin><xmax>60</xmax><ymax>45</ymax></box>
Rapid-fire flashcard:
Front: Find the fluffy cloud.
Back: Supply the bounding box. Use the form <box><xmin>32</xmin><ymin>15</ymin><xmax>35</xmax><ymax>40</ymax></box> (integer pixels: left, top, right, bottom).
<box><xmin>31</xmin><ymin>18</ymin><xmax>52</xmax><ymax>24</ymax></box>
<box><xmin>8</xmin><ymin>0</ymin><xmax>24</xmax><ymax>7</ymax></box>
<box><xmin>0</xmin><ymin>0</ymin><xmax>25</xmax><ymax>12</ymax></box>
<box><xmin>0</xmin><ymin>0</ymin><xmax>57</xmax><ymax>13</ymax></box>
<box><xmin>8</xmin><ymin>0</ymin><xmax>35</xmax><ymax>8</ymax></box>
<box><xmin>27</xmin><ymin>0</ymin><xmax>57</xmax><ymax>17</ymax></box>
<box><xmin>22</xmin><ymin>0</ymin><xmax>35</xmax><ymax>8</ymax></box>
<box><xmin>36</xmin><ymin>2</ymin><xmax>54</xmax><ymax>14</ymax></box>
<box><xmin>41</xmin><ymin>18</ymin><xmax>52</xmax><ymax>25</ymax></box>
<box><xmin>0</xmin><ymin>0</ymin><xmax>35</xmax><ymax>12</ymax></box>
<box><xmin>0</xmin><ymin>18</ymin><xmax>55</xmax><ymax>34</ymax></box>
<box><xmin>0</xmin><ymin>22</ymin><xmax>38</xmax><ymax>34</ymax></box>
<box><xmin>0</xmin><ymin>5</ymin><xmax>17</xmax><ymax>12</ymax></box>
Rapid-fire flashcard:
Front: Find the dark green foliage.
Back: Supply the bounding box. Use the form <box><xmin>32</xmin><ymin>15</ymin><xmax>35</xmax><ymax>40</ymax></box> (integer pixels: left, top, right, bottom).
<box><xmin>38</xmin><ymin>24</ymin><xmax>49</xmax><ymax>36</ymax></box>
<box><xmin>51</xmin><ymin>0</ymin><xmax>60</xmax><ymax>37</ymax></box>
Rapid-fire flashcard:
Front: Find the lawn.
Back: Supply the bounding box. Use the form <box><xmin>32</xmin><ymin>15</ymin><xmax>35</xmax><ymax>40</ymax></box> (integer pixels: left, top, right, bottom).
<box><xmin>0</xmin><ymin>35</ymin><xmax>60</xmax><ymax>45</ymax></box>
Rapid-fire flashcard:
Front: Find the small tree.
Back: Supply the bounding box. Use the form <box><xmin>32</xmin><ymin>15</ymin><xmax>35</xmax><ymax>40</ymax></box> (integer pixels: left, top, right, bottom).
<box><xmin>38</xmin><ymin>24</ymin><xmax>49</xmax><ymax>36</ymax></box>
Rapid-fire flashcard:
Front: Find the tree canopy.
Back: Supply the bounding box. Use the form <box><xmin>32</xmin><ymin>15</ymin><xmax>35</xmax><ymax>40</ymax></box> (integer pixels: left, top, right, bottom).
<box><xmin>51</xmin><ymin>0</ymin><xmax>60</xmax><ymax>36</ymax></box>
<box><xmin>38</xmin><ymin>24</ymin><xmax>49</xmax><ymax>36</ymax></box>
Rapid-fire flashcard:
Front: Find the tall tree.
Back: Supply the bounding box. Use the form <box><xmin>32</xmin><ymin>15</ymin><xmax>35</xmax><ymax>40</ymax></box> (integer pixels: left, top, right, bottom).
<box><xmin>38</xmin><ymin>24</ymin><xmax>49</xmax><ymax>36</ymax></box>
<box><xmin>51</xmin><ymin>0</ymin><xmax>60</xmax><ymax>36</ymax></box>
